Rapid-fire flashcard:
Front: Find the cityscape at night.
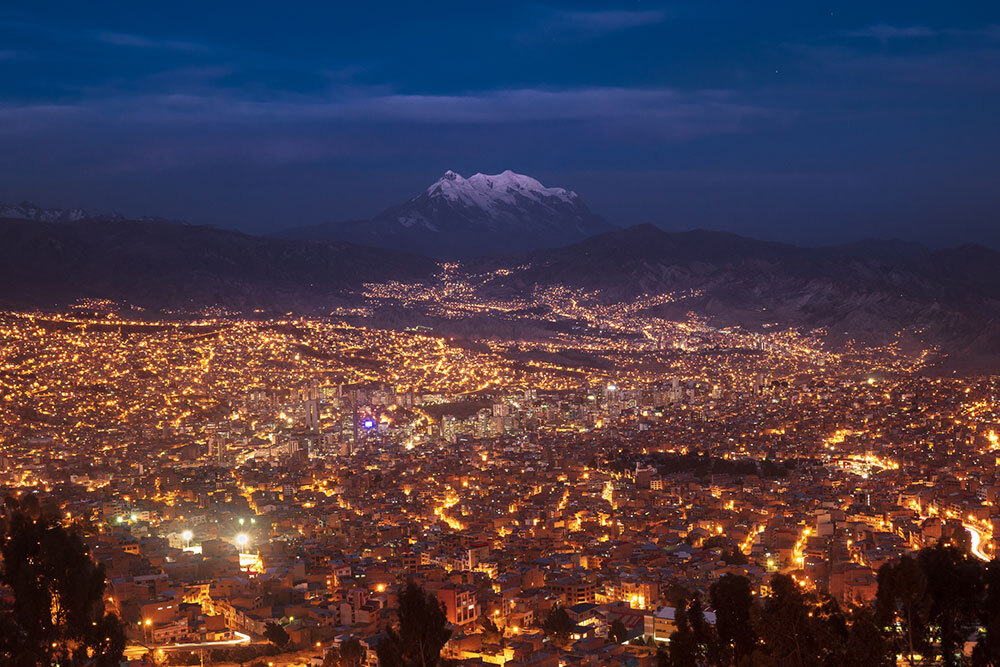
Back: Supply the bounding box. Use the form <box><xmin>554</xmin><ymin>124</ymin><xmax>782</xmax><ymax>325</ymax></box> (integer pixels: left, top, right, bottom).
<box><xmin>2</xmin><ymin>2</ymin><xmax>1000</xmax><ymax>666</ymax></box>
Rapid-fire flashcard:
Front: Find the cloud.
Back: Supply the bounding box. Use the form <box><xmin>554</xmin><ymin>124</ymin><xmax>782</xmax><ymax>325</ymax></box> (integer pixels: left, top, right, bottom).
<box><xmin>1</xmin><ymin>85</ymin><xmax>771</xmax><ymax>134</ymax></box>
<box><xmin>519</xmin><ymin>6</ymin><xmax>669</xmax><ymax>42</ymax></box>
<box><xmin>844</xmin><ymin>24</ymin><xmax>937</xmax><ymax>40</ymax></box>
<box><xmin>549</xmin><ymin>8</ymin><xmax>669</xmax><ymax>34</ymax></box>
<box><xmin>0</xmin><ymin>85</ymin><xmax>777</xmax><ymax>174</ymax></box>
<box><xmin>93</xmin><ymin>30</ymin><xmax>210</xmax><ymax>53</ymax></box>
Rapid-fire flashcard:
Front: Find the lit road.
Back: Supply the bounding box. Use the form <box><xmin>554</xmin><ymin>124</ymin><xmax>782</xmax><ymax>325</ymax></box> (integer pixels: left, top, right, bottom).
<box><xmin>964</xmin><ymin>523</ymin><xmax>991</xmax><ymax>562</ymax></box>
<box><xmin>124</xmin><ymin>630</ymin><xmax>251</xmax><ymax>658</ymax></box>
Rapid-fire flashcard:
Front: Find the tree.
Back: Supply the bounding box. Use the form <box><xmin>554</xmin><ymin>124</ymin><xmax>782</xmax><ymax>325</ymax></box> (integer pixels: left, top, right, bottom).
<box><xmin>376</xmin><ymin>580</ymin><xmax>452</xmax><ymax>667</ymax></box>
<box><xmin>263</xmin><ymin>621</ymin><xmax>290</xmax><ymax>648</ymax></box>
<box><xmin>843</xmin><ymin>605</ymin><xmax>893</xmax><ymax>667</ymax></box>
<box><xmin>0</xmin><ymin>495</ymin><xmax>125</xmax><ymax>666</ymax></box>
<box><xmin>687</xmin><ymin>595</ymin><xmax>719</xmax><ymax>666</ymax></box>
<box><xmin>669</xmin><ymin>594</ymin><xmax>716</xmax><ymax>667</ymax></box>
<box><xmin>722</xmin><ymin>547</ymin><xmax>748</xmax><ymax>566</ymax></box>
<box><xmin>752</xmin><ymin>574</ymin><xmax>823</xmax><ymax>667</ymax></box>
<box><xmin>918</xmin><ymin>543</ymin><xmax>983</xmax><ymax>667</ymax></box>
<box><xmin>668</xmin><ymin>596</ymin><xmax>698</xmax><ymax>667</ymax></box>
<box><xmin>875</xmin><ymin>543</ymin><xmax>983</xmax><ymax>667</ymax></box>
<box><xmin>973</xmin><ymin>560</ymin><xmax>1000</xmax><ymax>666</ymax></box>
<box><xmin>876</xmin><ymin>554</ymin><xmax>930</xmax><ymax>666</ymax></box>
<box><xmin>608</xmin><ymin>619</ymin><xmax>628</xmax><ymax>644</ymax></box>
<box><xmin>340</xmin><ymin>639</ymin><xmax>364</xmax><ymax>667</ymax></box>
<box><xmin>325</xmin><ymin>638</ymin><xmax>364</xmax><ymax>667</ymax></box>
<box><xmin>480</xmin><ymin>616</ymin><xmax>503</xmax><ymax>646</ymax></box>
<box><xmin>710</xmin><ymin>574</ymin><xmax>756</xmax><ymax>667</ymax></box>
<box><xmin>542</xmin><ymin>605</ymin><xmax>575</xmax><ymax>641</ymax></box>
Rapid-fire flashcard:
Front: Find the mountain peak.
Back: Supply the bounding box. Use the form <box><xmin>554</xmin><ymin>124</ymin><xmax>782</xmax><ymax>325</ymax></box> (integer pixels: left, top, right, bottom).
<box><xmin>279</xmin><ymin>170</ymin><xmax>614</xmax><ymax>257</ymax></box>
<box><xmin>0</xmin><ymin>201</ymin><xmax>90</xmax><ymax>223</ymax></box>
<box><xmin>425</xmin><ymin>169</ymin><xmax>577</xmax><ymax>207</ymax></box>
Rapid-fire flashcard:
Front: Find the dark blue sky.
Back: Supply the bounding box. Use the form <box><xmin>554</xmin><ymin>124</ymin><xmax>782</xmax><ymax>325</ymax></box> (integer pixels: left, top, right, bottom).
<box><xmin>2</xmin><ymin>1</ymin><xmax>998</xmax><ymax>247</ymax></box>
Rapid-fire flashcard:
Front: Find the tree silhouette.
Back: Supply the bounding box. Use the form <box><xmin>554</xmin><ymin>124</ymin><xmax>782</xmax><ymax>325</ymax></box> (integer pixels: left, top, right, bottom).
<box><xmin>843</xmin><ymin>605</ymin><xmax>893</xmax><ymax>667</ymax></box>
<box><xmin>325</xmin><ymin>637</ymin><xmax>364</xmax><ymax>666</ymax></box>
<box><xmin>973</xmin><ymin>560</ymin><xmax>1000</xmax><ymax>666</ymax></box>
<box><xmin>376</xmin><ymin>581</ymin><xmax>451</xmax><ymax>667</ymax></box>
<box><xmin>480</xmin><ymin>615</ymin><xmax>503</xmax><ymax>646</ymax></box>
<box><xmin>669</xmin><ymin>594</ymin><xmax>716</xmax><ymax>667</ymax></box>
<box><xmin>542</xmin><ymin>605</ymin><xmax>575</xmax><ymax>642</ymax></box>
<box><xmin>263</xmin><ymin>621</ymin><xmax>290</xmax><ymax>648</ymax></box>
<box><xmin>0</xmin><ymin>495</ymin><xmax>125</xmax><ymax>666</ymax></box>
<box><xmin>876</xmin><ymin>553</ymin><xmax>932</xmax><ymax>666</ymax></box>
<box><xmin>752</xmin><ymin>573</ymin><xmax>822</xmax><ymax>667</ymax></box>
<box><xmin>918</xmin><ymin>543</ymin><xmax>983</xmax><ymax>666</ymax></box>
<box><xmin>710</xmin><ymin>573</ymin><xmax>755</xmax><ymax>666</ymax></box>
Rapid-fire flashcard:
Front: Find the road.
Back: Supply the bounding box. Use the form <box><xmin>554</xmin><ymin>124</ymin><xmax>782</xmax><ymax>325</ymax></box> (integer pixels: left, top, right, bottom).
<box><xmin>964</xmin><ymin>523</ymin><xmax>992</xmax><ymax>562</ymax></box>
<box><xmin>124</xmin><ymin>630</ymin><xmax>251</xmax><ymax>658</ymax></box>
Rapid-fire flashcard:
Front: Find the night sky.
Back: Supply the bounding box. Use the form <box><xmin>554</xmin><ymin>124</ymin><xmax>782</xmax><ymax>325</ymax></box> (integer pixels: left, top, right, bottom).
<box><xmin>2</xmin><ymin>1</ymin><xmax>999</xmax><ymax>247</ymax></box>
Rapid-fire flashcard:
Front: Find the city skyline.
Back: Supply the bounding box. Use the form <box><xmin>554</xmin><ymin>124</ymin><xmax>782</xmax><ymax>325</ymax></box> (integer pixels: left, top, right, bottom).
<box><xmin>2</xmin><ymin>3</ymin><xmax>1000</xmax><ymax>667</ymax></box>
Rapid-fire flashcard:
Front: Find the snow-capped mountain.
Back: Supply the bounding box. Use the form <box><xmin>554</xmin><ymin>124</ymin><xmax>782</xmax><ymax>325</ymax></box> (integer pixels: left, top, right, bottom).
<box><xmin>0</xmin><ymin>201</ymin><xmax>90</xmax><ymax>223</ymax></box>
<box><xmin>276</xmin><ymin>170</ymin><xmax>615</xmax><ymax>257</ymax></box>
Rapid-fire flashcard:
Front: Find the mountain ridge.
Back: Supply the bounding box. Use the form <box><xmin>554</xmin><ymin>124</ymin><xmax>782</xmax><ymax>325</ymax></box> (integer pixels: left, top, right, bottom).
<box><xmin>3</xmin><ymin>199</ymin><xmax>1000</xmax><ymax>370</ymax></box>
<box><xmin>478</xmin><ymin>224</ymin><xmax>1000</xmax><ymax>369</ymax></box>
<box><xmin>0</xmin><ymin>216</ymin><xmax>435</xmax><ymax>311</ymax></box>
<box><xmin>274</xmin><ymin>170</ymin><xmax>615</xmax><ymax>257</ymax></box>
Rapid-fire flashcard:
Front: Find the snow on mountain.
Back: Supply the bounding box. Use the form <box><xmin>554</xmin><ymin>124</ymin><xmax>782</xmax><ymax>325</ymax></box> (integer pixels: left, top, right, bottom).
<box><xmin>371</xmin><ymin>169</ymin><xmax>613</xmax><ymax>244</ymax></box>
<box><xmin>427</xmin><ymin>169</ymin><xmax>576</xmax><ymax>209</ymax></box>
<box><xmin>0</xmin><ymin>201</ymin><xmax>89</xmax><ymax>223</ymax></box>
<box><xmin>276</xmin><ymin>169</ymin><xmax>616</xmax><ymax>257</ymax></box>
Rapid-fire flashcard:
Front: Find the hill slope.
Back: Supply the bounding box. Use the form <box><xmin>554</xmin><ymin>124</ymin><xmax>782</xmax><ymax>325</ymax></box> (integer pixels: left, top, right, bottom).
<box><xmin>0</xmin><ymin>218</ymin><xmax>436</xmax><ymax>311</ymax></box>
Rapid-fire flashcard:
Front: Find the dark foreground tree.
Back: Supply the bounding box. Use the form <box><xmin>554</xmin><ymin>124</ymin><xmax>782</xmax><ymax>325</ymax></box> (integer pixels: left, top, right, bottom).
<box><xmin>376</xmin><ymin>580</ymin><xmax>452</xmax><ymax>667</ymax></box>
<box><xmin>669</xmin><ymin>594</ymin><xmax>718</xmax><ymax>667</ymax></box>
<box><xmin>842</xmin><ymin>605</ymin><xmax>893</xmax><ymax>666</ymax></box>
<box><xmin>973</xmin><ymin>560</ymin><xmax>1000</xmax><ymax>666</ymax></box>
<box><xmin>752</xmin><ymin>573</ymin><xmax>823</xmax><ymax>667</ymax></box>
<box><xmin>710</xmin><ymin>573</ymin><xmax>756</xmax><ymax>667</ymax></box>
<box><xmin>919</xmin><ymin>543</ymin><xmax>983</xmax><ymax>667</ymax></box>
<box><xmin>263</xmin><ymin>621</ymin><xmax>290</xmax><ymax>648</ymax></box>
<box><xmin>0</xmin><ymin>495</ymin><xmax>125</xmax><ymax>666</ymax></box>
<box><xmin>877</xmin><ymin>543</ymin><xmax>982</xmax><ymax>667</ymax></box>
<box><xmin>876</xmin><ymin>553</ymin><xmax>930</xmax><ymax>666</ymax></box>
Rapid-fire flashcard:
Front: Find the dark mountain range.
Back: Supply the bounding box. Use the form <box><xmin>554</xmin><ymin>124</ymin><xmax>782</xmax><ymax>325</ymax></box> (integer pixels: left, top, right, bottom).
<box><xmin>275</xmin><ymin>170</ymin><xmax>614</xmax><ymax>258</ymax></box>
<box><xmin>0</xmin><ymin>217</ymin><xmax>435</xmax><ymax>311</ymax></box>
<box><xmin>480</xmin><ymin>224</ymin><xmax>1000</xmax><ymax>369</ymax></box>
<box><xmin>3</xmin><ymin>200</ymin><xmax>999</xmax><ymax>370</ymax></box>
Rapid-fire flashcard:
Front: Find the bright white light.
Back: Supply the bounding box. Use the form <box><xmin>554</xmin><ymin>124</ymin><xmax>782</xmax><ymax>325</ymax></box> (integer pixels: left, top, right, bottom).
<box><xmin>236</xmin><ymin>533</ymin><xmax>248</xmax><ymax>547</ymax></box>
<box><xmin>181</xmin><ymin>530</ymin><xmax>193</xmax><ymax>542</ymax></box>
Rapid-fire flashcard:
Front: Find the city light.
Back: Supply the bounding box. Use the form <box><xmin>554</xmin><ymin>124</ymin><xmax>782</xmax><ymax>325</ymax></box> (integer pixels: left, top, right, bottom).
<box><xmin>0</xmin><ymin>277</ymin><xmax>990</xmax><ymax>664</ymax></box>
